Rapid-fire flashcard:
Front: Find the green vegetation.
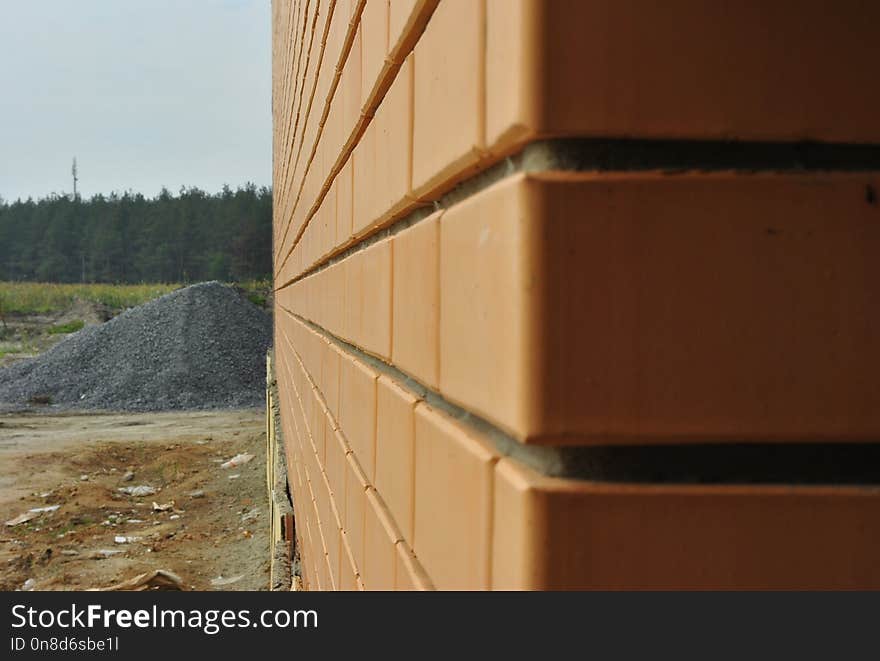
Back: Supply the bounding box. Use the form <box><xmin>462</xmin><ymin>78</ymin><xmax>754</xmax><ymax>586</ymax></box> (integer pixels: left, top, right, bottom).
<box><xmin>0</xmin><ymin>184</ymin><xmax>272</xmax><ymax>284</ymax></box>
<box><xmin>0</xmin><ymin>282</ymin><xmax>180</xmax><ymax>315</ymax></box>
<box><xmin>47</xmin><ymin>320</ymin><xmax>85</xmax><ymax>334</ymax></box>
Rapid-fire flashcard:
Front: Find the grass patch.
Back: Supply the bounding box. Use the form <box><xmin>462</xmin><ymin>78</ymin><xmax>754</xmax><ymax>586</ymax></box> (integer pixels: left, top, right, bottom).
<box><xmin>0</xmin><ymin>279</ymin><xmax>271</xmax><ymax>317</ymax></box>
<box><xmin>0</xmin><ymin>282</ymin><xmax>181</xmax><ymax>316</ymax></box>
<box><xmin>47</xmin><ymin>320</ymin><xmax>85</xmax><ymax>335</ymax></box>
<box><xmin>237</xmin><ymin>279</ymin><xmax>272</xmax><ymax>309</ymax></box>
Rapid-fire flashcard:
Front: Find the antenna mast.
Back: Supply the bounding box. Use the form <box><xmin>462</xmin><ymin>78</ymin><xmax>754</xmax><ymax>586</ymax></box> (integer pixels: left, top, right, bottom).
<box><xmin>72</xmin><ymin>157</ymin><xmax>79</xmax><ymax>199</ymax></box>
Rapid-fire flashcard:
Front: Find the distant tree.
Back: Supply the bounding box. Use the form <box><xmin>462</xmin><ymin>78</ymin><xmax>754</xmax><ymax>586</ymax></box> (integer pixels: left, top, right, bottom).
<box><xmin>0</xmin><ymin>184</ymin><xmax>273</xmax><ymax>283</ymax></box>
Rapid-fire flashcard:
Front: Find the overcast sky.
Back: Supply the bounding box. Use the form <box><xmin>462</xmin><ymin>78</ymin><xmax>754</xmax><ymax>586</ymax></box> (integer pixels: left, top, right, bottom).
<box><xmin>0</xmin><ymin>0</ymin><xmax>271</xmax><ymax>202</ymax></box>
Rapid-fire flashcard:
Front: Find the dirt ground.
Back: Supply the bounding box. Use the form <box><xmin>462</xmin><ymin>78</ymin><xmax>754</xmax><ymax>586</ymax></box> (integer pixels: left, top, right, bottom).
<box><xmin>0</xmin><ymin>409</ymin><xmax>270</xmax><ymax>591</ymax></box>
<box><xmin>0</xmin><ymin>299</ymin><xmax>110</xmax><ymax>368</ymax></box>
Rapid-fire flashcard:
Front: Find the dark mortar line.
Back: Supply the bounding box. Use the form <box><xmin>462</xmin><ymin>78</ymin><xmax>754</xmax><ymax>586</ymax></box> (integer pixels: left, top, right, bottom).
<box><xmin>278</xmin><ymin>137</ymin><xmax>880</xmax><ymax>290</ymax></box>
<box><xmin>282</xmin><ymin>308</ymin><xmax>880</xmax><ymax>485</ymax></box>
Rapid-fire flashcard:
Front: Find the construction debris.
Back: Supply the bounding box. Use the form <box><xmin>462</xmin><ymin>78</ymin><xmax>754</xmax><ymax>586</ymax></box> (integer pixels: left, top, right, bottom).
<box><xmin>118</xmin><ymin>485</ymin><xmax>158</xmax><ymax>497</ymax></box>
<box><xmin>221</xmin><ymin>452</ymin><xmax>254</xmax><ymax>469</ymax></box>
<box><xmin>114</xmin><ymin>535</ymin><xmax>142</xmax><ymax>544</ymax></box>
<box><xmin>90</xmin><ymin>569</ymin><xmax>185</xmax><ymax>591</ymax></box>
<box><xmin>241</xmin><ymin>508</ymin><xmax>261</xmax><ymax>523</ymax></box>
<box><xmin>5</xmin><ymin>505</ymin><xmax>60</xmax><ymax>526</ymax></box>
<box><xmin>210</xmin><ymin>574</ymin><xmax>244</xmax><ymax>587</ymax></box>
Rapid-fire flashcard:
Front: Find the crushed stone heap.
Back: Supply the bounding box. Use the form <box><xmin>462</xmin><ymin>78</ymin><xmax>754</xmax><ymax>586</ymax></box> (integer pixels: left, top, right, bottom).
<box><xmin>0</xmin><ymin>281</ymin><xmax>272</xmax><ymax>412</ymax></box>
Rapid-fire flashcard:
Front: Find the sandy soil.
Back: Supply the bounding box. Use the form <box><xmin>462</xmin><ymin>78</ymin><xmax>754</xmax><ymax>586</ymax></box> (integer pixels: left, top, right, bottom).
<box><xmin>0</xmin><ymin>409</ymin><xmax>270</xmax><ymax>591</ymax></box>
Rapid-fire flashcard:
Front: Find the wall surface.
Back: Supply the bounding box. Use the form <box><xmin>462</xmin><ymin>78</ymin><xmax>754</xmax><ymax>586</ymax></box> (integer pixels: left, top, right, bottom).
<box><xmin>272</xmin><ymin>0</ymin><xmax>880</xmax><ymax>589</ymax></box>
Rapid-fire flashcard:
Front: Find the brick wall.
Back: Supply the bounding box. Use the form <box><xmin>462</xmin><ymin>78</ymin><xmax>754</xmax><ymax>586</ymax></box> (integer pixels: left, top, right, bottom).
<box><xmin>272</xmin><ymin>0</ymin><xmax>880</xmax><ymax>589</ymax></box>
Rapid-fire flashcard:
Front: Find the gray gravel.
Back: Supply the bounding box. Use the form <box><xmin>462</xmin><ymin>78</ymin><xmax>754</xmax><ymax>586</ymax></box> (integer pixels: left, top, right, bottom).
<box><xmin>0</xmin><ymin>282</ymin><xmax>272</xmax><ymax>412</ymax></box>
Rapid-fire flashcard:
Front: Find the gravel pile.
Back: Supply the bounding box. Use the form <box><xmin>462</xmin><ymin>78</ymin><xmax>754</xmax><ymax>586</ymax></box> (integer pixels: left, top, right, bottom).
<box><xmin>0</xmin><ymin>282</ymin><xmax>272</xmax><ymax>412</ymax></box>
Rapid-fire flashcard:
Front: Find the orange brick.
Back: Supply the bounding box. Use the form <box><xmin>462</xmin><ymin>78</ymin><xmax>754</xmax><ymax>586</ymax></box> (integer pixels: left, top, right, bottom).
<box><xmin>318</xmin><ymin>180</ymin><xmax>336</xmax><ymax>261</ymax></box>
<box><xmin>298</xmin><ymin>373</ymin><xmax>314</xmax><ymax>437</ymax></box>
<box><xmin>413</xmin><ymin>403</ymin><xmax>498</xmax><ymax>589</ymax></box>
<box><xmin>339</xmin><ymin>352</ymin><xmax>378</xmax><ymax>477</ymax></box>
<box><xmin>363</xmin><ymin>490</ymin><xmax>400</xmax><ymax>590</ymax></box>
<box><xmin>321</xmin><ymin>340</ymin><xmax>341</xmax><ymax>419</ymax></box>
<box><xmin>314</xmin><ymin>472</ymin><xmax>339</xmax><ymax>589</ymax></box>
<box><xmin>439</xmin><ymin>174</ymin><xmax>539</xmax><ymax>441</ymax></box>
<box><xmin>485</xmin><ymin>0</ymin><xmax>880</xmax><ymax>151</ymax></box>
<box><xmin>341</xmin><ymin>251</ymin><xmax>360</xmax><ymax>343</ymax></box>
<box><xmin>375</xmin><ymin>375</ymin><xmax>418</xmax><ymax>542</ymax></box>
<box><xmin>394</xmin><ymin>541</ymin><xmax>433</xmax><ymax>591</ymax></box>
<box><xmin>336</xmin><ymin>156</ymin><xmax>354</xmax><ymax>244</ymax></box>
<box><xmin>300</xmin><ymin>563</ymin><xmax>312</xmax><ymax>592</ymax></box>
<box><xmin>325</xmin><ymin>428</ymin><xmax>349</xmax><ymax>516</ymax></box>
<box><xmin>358</xmin><ymin>238</ymin><xmax>392</xmax><ymax>359</ymax></box>
<box><xmin>360</xmin><ymin>0</ymin><xmax>388</xmax><ymax>108</ymax></box>
<box><xmin>323</xmin><ymin>94</ymin><xmax>345</xmax><ymax>182</ymax></box>
<box><xmin>312</xmin><ymin>561</ymin><xmax>324</xmax><ymax>591</ymax></box>
<box><xmin>412</xmin><ymin>0</ymin><xmax>485</xmax><ymax>197</ymax></box>
<box><xmin>391</xmin><ymin>210</ymin><xmax>439</xmax><ymax>387</ymax></box>
<box><xmin>343</xmin><ymin>451</ymin><xmax>369</xmax><ymax>571</ymax></box>
<box><xmin>338</xmin><ymin>0</ymin><xmax>359</xmax><ymax>22</ymax></box>
<box><xmin>321</xmin><ymin>262</ymin><xmax>345</xmax><ymax>336</ymax></box>
<box><xmin>352</xmin><ymin>121</ymin><xmax>377</xmax><ymax>236</ymax></box>
<box><xmin>325</xmin><ymin>0</ymin><xmax>348</xmax><ymax>76</ymax></box>
<box><xmin>340</xmin><ymin>27</ymin><xmax>362</xmax><ymax>145</ymax></box>
<box><xmin>442</xmin><ymin>171</ymin><xmax>880</xmax><ymax>445</ymax></box>
<box><xmin>339</xmin><ymin>530</ymin><xmax>360</xmax><ymax>590</ymax></box>
<box><xmin>309</xmin><ymin>390</ymin><xmax>326</xmax><ymax>463</ymax></box>
<box><xmin>326</xmin><ymin>498</ymin><xmax>344</xmax><ymax>590</ymax></box>
<box><xmin>371</xmin><ymin>55</ymin><xmax>413</xmax><ymax>226</ymax></box>
<box><xmin>324</xmin><ymin>551</ymin><xmax>338</xmax><ymax>591</ymax></box>
<box><xmin>493</xmin><ymin>458</ymin><xmax>880</xmax><ymax>589</ymax></box>
<box><xmin>310</xmin><ymin>495</ymin><xmax>328</xmax><ymax>590</ymax></box>
<box><xmin>388</xmin><ymin>0</ymin><xmax>418</xmax><ymax>55</ymax></box>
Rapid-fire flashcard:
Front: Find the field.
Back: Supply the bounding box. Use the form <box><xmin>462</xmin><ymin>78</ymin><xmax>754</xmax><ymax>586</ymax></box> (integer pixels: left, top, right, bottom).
<box><xmin>0</xmin><ymin>280</ymin><xmax>272</xmax><ymax>317</ymax></box>
<box><xmin>0</xmin><ymin>282</ymin><xmax>180</xmax><ymax>316</ymax></box>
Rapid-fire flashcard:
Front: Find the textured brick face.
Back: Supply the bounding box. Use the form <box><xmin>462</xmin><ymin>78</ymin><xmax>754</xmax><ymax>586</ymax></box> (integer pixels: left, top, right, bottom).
<box><xmin>273</xmin><ymin>0</ymin><xmax>880</xmax><ymax>590</ymax></box>
<box><xmin>439</xmin><ymin>174</ymin><xmax>540</xmax><ymax>440</ymax></box>
<box><xmin>375</xmin><ymin>375</ymin><xmax>418</xmax><ymax>542</ymax></box>
<box><xmin>391</xmin><ymin>211</ymin><xmax>440</xmax><ymax>388</ymax></box>
<box><xmin>388</xmin><ymin>0</ymin><xmax>418</xmax><ymax>53</ymax></box>
<box><xmin>363</xmin><ymin>490</ymin><xmax>400</xmax><ymax>590</ymax></box>
<box><xmin>441</xmin><ymin>171</ymin><xmax>880</xmax><ymax>444</ymax></box>
<box><xmin>412</xmin><ymin>0</ymin><xmax>485</xmax><ymax>196</ymax></box>
<box><xmin>360</xmin><ymin>0</ymin><xmax>388</xmax><ymax>108</ymax></box>
<box><xmin>413</xmin><ymin>404</ymin><xmax>498</xmax><ymax>590</ymax></box>
<box><xmin>339</xmin><ymin>354</ymin><xmax>378</xmax><ymax>479</ymax></box>
<box><xmin>492</xmin><ymin>458</ymin><xmax>880</xmax><ymax>590</ymax></box>
<box><xmin>485</xmin><ymin>0</ymin><xmax>880</xmax><ymax>152</ymax></box>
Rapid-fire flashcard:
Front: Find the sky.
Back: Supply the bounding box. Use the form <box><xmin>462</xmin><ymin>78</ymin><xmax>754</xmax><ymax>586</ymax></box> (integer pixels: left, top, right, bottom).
<box><xmin>0</xmin><ymin>0</ymin><xmax>271</xmax><ymax>202</ymax></box>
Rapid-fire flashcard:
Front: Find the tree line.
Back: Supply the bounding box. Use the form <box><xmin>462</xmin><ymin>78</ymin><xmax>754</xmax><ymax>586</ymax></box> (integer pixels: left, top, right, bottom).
<box><xmin>0</xmin><ymin>184</ymin><xmax>272</xmax><ymax>284</ymax></box>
